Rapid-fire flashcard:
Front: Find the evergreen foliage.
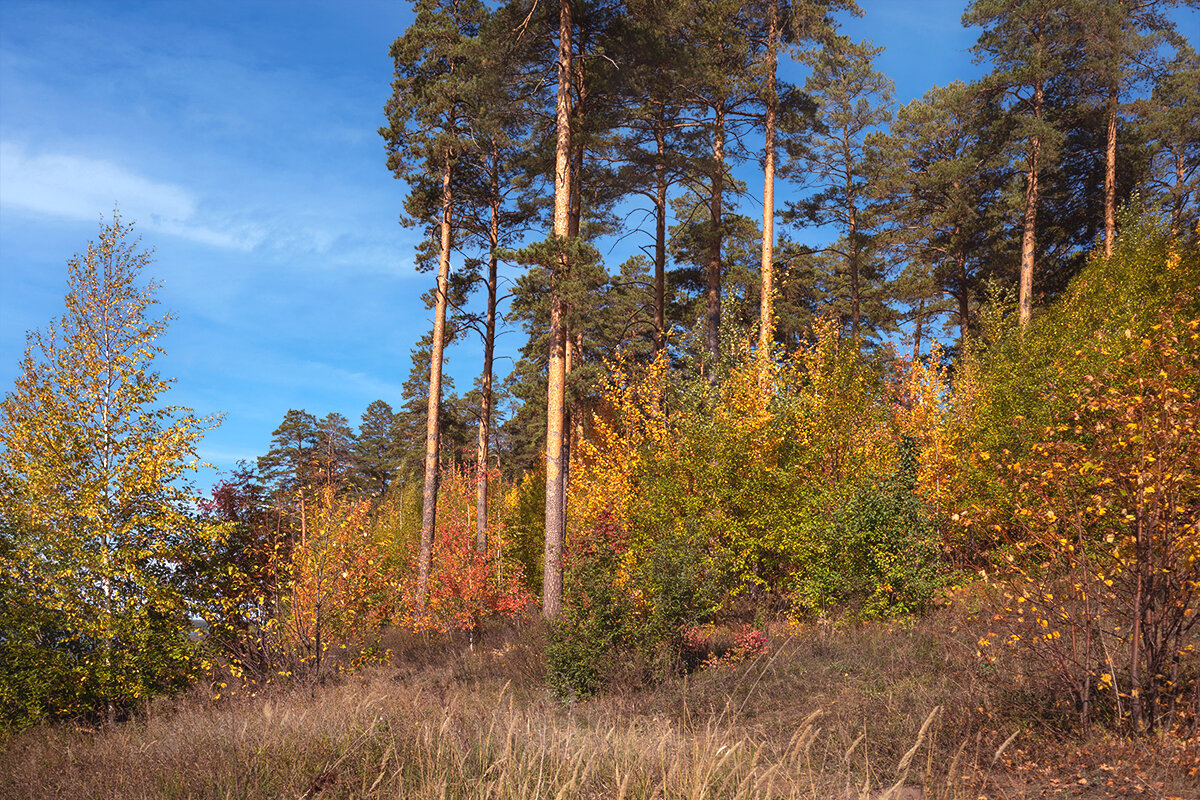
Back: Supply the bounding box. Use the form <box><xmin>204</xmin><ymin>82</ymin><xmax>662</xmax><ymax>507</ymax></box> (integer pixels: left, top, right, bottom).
<box><xmin>7</xmin><ymin>1</ymin><xmax>1199</xmax><ymax>735</ymax></box>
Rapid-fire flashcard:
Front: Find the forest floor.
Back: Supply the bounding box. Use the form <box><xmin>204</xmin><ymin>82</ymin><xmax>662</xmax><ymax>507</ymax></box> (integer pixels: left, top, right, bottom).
<box><xmin>3</xmin><ymin>598</ymin><xmax>1198</xmax><ymax>800</ymax></box>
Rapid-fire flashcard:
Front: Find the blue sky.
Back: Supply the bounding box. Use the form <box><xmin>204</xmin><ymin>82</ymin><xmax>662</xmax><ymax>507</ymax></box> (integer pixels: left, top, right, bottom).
<box><xmin>0</xmin><ymin>0</ymin><xmax>1101</xmax><ymax>488</ymax></box>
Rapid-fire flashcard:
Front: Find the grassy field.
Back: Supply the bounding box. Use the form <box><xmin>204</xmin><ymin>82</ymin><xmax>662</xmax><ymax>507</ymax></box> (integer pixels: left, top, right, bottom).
<box><xmin>3</xmin><ymin>604</ymin><xmax>1197</xmax><ymax>800</ymax></box>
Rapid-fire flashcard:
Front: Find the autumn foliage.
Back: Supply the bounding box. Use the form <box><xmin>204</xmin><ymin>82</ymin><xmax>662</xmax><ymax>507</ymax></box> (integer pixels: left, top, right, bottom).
<box><xmin>281</xmin><ymin>488</ymin><xmax>400</xmax><ymax>675</ymax></box>
<box><xmin>568</xmin><ymin>316</ymin><xmax>940</xmax><ymax>625</ymax></box>
<box><xmin>401</xmin><ymin>467</ymin><xmax>534</xmax><ymax>634</ymax></box>
<box><xmin>4</xmin><ymin>211</ymin><xmax>1198</xmax><ymax>745</ymax></box>
<box><xmin>973</xmin><ymin>314</ymin><xmax>1200</xmax><ymax>732</ymax></box>
<box><xmin>953</xmin><ymin>217</ymin><xmax>1200</xmax><ymax>733</ymax></box>
<box><xmin>0</xmin><ymin>216</ymin><xmax>219</xmax><ymax>724</ymax></box>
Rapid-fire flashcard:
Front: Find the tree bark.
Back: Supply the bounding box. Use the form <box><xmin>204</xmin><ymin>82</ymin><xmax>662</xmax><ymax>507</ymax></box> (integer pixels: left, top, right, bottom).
<box><xmin>1019</xmin><ymin>79</ymin><xmax>1043</xmax><ymax>329</ymax></box>
<box><xmin>758</xmin><ymin>1</ymin><xmax>778</xmax><ymax>358</ymax></box>
<box><xmin>654</xmin><ymin>118</ymin><xmax>667</xmax><ymax>351</ymax></box>
<box><xmin>1104</xmin><ymin>83</ymin><xmax>1117</xmax><ymax>257</ymax></box>
<box><xmin>844</xmin><ymin>136</ymin><xmax>861</xmax><ymax>340</ymax></box>
<box><xmin>706</xmin><ymin>102</ymin><xmax>726</xmax><ymax>373</ymax></box>
<box><xmin>560</xmin><ymin>332</ymin><xmax>574</xmax><ymax>553</ymax></box>
<box><xmin>475</xmin><ymin>151</ymin><xmax>500</xmax><ymax>555</ymax></box>
<box><xmin>556</xmin><ymin>73</ymin><xmax>584</xmax><ymax>583</ymax></box>
<box><xmin>957</xmin><ymin>247</ymin><xmax>970</xmax><ymax>342</ymax></box>
<box><xmin>1172</xmin><ymin>152</ymin><xmax>1185</xmax><ymax>237</ymax></box>
<box><xmin>1131</xmin><ymin>481</ymin><xmax>1146</xmax><ymax>731</ymax></box>
<box><xmin>912</xmin><ymin>297</ymin><xmax>924</xmax><ymax>362</ymax></box>
<box><xmin>416</xmin><ymin>149</ymin><xmax>453</xmax><ymax>614</ymax></box>
<box><xmin>543</xmin><ymin>0</ymin><xmax>573</xmax><ymax>620</ymax></box>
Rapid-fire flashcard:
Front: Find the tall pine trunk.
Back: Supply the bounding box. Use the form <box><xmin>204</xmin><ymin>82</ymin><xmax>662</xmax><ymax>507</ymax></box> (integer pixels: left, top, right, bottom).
<box><xmin>101</xmin><ymin>347</ymin><xmax>115</xmax><ymax>721</ymax></box>
<box><xmin>475</xmin><ymin>151</ymin><xmax>500</xmax><ymax>555</ymax></box>
<box><xmin>1172</xmin><ymin>152</ymin><xmax>1185</xmax><ymax>236</ymax></box>
<box><xmin>758</xmin><ymin>1</ymin><xmax>778</xmax><ymax>358</ymax></box>
<box><xmin>706</xmin><ymin>102</ymin><xmax>726</xmax><ymax>373</ymax></box>
<box><xmin>556</xmin><ymin>77</ymin><xmax>585</xmax><ymax>574</ymax></box>
<box><xmin>543</xmin><ymin>0</ymin><xmax>573</xmax><ymax>620</ymax></box>
<box><xmin>957</xmin><ymin>245</ymin><xmax>970</xmax><ymax>342</ymax></box>
<box><xmin>1019</xmin><ymin>79</ymin><xmax>1042</xmax><ymax>329</ymax></box>
<box><xmin>846</xmin><ymin>150</ymin><xmax>860</xmax><ymax>339</ymax></box>
<box><xmin>654</xmin><ymin>119</ymin><xmax>667</xmax><ymax>350</ymax></box>
<box><xmin>912</xmin><ymin>297</ymin><xmax>925</xmax><ymax>361</ymax></box>
<box><xmin>1104</xmin><ymin>83</ymin><xmax>1117</xmax><ymax>257</ymax></box>
<box><xmin>417</xmin><ymin>149</ymin><xmax>453</xmax><ymax>613</ymax></box>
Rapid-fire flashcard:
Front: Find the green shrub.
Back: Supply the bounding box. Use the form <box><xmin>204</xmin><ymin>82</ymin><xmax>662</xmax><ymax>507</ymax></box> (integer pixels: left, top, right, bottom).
<box><xmin>832</xmin><ymin>438</ymin><xmax>945</xmax><ymax>618</ymax></box>
<box><xmin>546</xmin><ymin>513</ymin><xmax>715</xmax><ymax>699</ymax></box>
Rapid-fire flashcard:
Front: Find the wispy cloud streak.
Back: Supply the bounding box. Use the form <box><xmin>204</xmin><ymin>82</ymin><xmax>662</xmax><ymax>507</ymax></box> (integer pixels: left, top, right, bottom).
<box><xmin>0</xmin><ymin>141</ymin><xmax>266</xmax><ymax>249</ymax></box>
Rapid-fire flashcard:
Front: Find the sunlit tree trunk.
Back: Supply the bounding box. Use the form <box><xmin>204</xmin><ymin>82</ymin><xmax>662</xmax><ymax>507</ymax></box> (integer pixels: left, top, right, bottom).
<box><xmin>1104</xmin><ymin>83</ymin><xmax>1117</xmax><ymax>257</ymax></box>
<box><xmin>706</xmin><ymin>102</ymin><xmax>726</xmax><ymax>373</ymax></box>
<box><xmin>543</xmin><ymin>0</ymin><xmax>573</xmax><ymax>620</ymax></box>
<box><xmin>846</xmin><ymin>155</ymin><xmax>860</xmax><ymax>339</ymax></box>
<box><xmin>912</xmin><ymin>297</ymin><xmax>925</xmax><ymax>361</ymax></box>
<box><xmin>417</xmin><ymin>149</ymin><xmax>453</xmax><ymax>613</ymax></box>
<box><xmin>475</xmin><ymin>150</ymin><xmax>500</xmax><ymax>555</ymax></box>
<box><xmin>654</xmin><ymin>120</ymin><xmax>668</xmax><ymax>350</ymax></box>
<box><xmin>758</xmin><ymin>0</ymin><xmax>778</xmax><ymax>359</ymax></box>
<box><xmin>957</xmin><ymin>246</ymin><xmax>970</xmax><ymax>342</ymax></box>
<box><xmin>1019</xmin><ymin>78</ymin><xmax>1042</xmax><ymax>329</ymax></box>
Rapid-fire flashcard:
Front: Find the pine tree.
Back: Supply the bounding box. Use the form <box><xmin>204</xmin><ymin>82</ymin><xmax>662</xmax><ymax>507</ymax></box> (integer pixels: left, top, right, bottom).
<box><xmin>869</xmin><ymin>80</ymin><xmax>1003</xmax><ymax>342</ymax></box>
<box><xmin>965</xmin><ymin>0</ymin><xmax>1074</xmax><ymax>327</ymax></box>
<box><xmin>787</xmin><ymin>34</ymin><xmax>894</xmax><ymax>341</ymax></box>
<box><xmin>382</xmin><ymin>0</ymin><xmax>485</xmax><ymax>613</ymax></box>
<box><xmin>758</xmin><ymin>0</ymin><xmax>782</xmax><ymax>356</ymax></box>
<box><xmin>1073</xmin><ymin>0</ymin><xmax>1181</xmax><ymax>256</ymax></box>
<box><xmin>458</xmin><ymin>0</ymin><xmax>543</xmax><ymax>553</ymax></box>
<box><xmin>314</xmin><ymin>412</ymin><xmax>356</xmax><ymax>490</ymax></box>
<box><xmin>753</xmin><ymin>0</ymin><xmax>856</xmax><ymax>354</ymax></box>
<box><xmin>258</xmin><ymin>409</ymin><xmax>320</xmax><ymax>492</ymax></box>
<box><xmin>542</xmin><ymin>0</ymin><xmax>575</xmax><ymax>620</ymax></box>
<box><xmin>1137</xmin><ymin>43</ymin><xmax>1200</xmax><ymax>235</ymax></box>
<box><xmin>685</xmin><ymin>0</ymin><xmax>757</xmax><ymax>369</ymax></box>
<box><xmin>353</xmin><ymin>400</ymin><xmax>401</xmax><ymax>497</ymax></box>
<box><xmin>616</xmin><ymin>0</ymin><xmax>693</xmax><ymax>350</ymax></box>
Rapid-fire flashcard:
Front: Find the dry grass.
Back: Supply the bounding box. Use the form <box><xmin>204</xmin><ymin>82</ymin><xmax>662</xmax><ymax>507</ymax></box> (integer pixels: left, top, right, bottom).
<box><xmin>3</xmin><ymin>611</ymin><xmax>1197</xmax><ymax>800</ymax></box>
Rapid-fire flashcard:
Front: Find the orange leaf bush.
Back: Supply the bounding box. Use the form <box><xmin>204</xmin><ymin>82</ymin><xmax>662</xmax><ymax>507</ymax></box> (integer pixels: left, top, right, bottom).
<box><xmin>401</xmin><ymin>467</ymin><xmax>533</xmax><ymax>634</ymax></box>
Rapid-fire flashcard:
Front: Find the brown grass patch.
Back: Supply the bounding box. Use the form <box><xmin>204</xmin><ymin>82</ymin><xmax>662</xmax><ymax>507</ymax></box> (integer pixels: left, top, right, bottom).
<box><xmin>3</xmin><ymin>606</ymin><xmax>1197</xmax><ymax>800</ymax></box>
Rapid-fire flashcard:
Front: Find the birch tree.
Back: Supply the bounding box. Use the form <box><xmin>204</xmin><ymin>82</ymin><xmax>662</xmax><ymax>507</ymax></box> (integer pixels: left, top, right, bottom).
<box><xmin>0</xmin><ymin>214</ymin><xmax>216</xmax><ymax>720</ymax></box>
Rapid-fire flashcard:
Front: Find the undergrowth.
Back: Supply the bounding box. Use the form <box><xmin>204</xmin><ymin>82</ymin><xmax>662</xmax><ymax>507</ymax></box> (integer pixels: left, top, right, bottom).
<box><xmin>4</xmin><ymin>603</ymin><xmax>1197</xmax><ymax>800</ymax></box>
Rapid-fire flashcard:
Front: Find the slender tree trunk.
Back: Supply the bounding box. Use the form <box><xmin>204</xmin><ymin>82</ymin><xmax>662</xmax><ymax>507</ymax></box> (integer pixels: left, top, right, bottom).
<box><xmin>706</xmin><ymin>102</ymin><xmax>726</xmax><ymax>373</ymax></box>
<box><xmin>558</xmin><ymin>87</ymin><xmax>584</xmax><ymax>572</ymax></box>
<box><xmin>102</xmin><ymin>534</ymin><xmax>113</xmax><ymax>722</ymax></box>
<box><xmin>912</xmin><ymin>298</ymin><xmax>925</xmax><ymax>362</ymax></box>
<box><xmin>101</xmin><ymin>326</ymin><xmax>116</xmax><ymax>722</ymax></box>
<box><xmin>300</xmin><ymin>492</ymin><xmax>307</xmax><ymax>547</ymax></box>
<box><xmin>543</xmin><ymin>0</ymin><xmax>573</xmax><ymax>620</ymax></box>
<box><xmin>560</xmin><ymin>333</ymin><xmax>574</xmax><ymax>550</ymax></box>
<box><xmin>957</xmin><ymin>247</ymin><xmax>970</xmax><ymax>342</ymax></box>
<box><xmin>847</xmin><ymin>188</ymin><xmax>860</xmax><ymax>338</ymax></box>
<box><xmin>1131</xmin><ymin>491</ymin><xmax>1146</xmax><ymax>731</ymax></box>
<box><xmin>758</xmin><ymin>2</ymin><xmax>778</xmax><ymax>358</ymax></box>
<box><xmin>564</xmin><ymin>330</ymin><xmax>584</xmax><ymax>550</ymax></box>
<box><xmin>1172</xmin><ymin>152</ymin><xmax>1185</xmax><ymax>237</ymax></box>
<box><xmin>1019</xmin><ymin>79</ymin><xmax>1043</xmax><ymax>329</ymax></box>
<box><xmin>1104</xmin><ymin>83</ymin><xmax>1117</xmax><ymax>257</ymax></box>
<box><xmin>654</xmin><ymin>119</ymin><xmax>667</xmax><ymax>351</ymax></box>
<box><xmin>569</xmin><ymin>85</ymin><xmax>585</xmax><ymax>241</ymax></box>
<box><xmin>417</xmin><ymin>149</ymin><xmax>453</xmax><ymax>613</ymax></box>
<box><xmin>475</xmin><ymin>154</ymin><xmax>500</xmax><ymax>555</ymax></box>
<box><xmin>313</xmin><ymin>554</ymin><xmax>324</xmax><ymax>682</ymax></box>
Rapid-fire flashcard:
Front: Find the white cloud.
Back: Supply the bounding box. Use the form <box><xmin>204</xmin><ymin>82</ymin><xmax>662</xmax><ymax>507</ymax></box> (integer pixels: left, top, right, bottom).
<box><xmin>0</xmin><ymin>141</ymin><xmax>264</xmax><ymax>249</ymax></box>
<box><xmin>299</xmin><ymin>360</ymin><xmax>408</xmax><ymax>401</ymax></box>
